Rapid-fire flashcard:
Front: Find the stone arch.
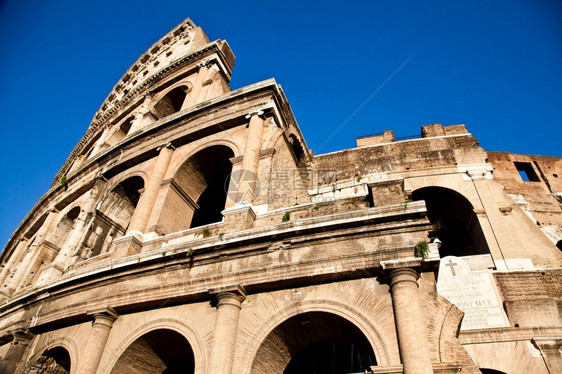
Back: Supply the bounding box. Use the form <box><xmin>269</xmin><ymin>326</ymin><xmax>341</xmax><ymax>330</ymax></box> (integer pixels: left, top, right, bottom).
<box><xmin>105</xmin><ymin>319</ymin><xmax>205</xmax><ymax>374</ymax></box>
<box><xmin>412</xmin><ymin>186</ymin><xmax>490</xmax><ymax>257</ymax></box>
<box><xmin>23</xmin><ymin>337</ymin><xmax>78</xmax><ymax>374</ymax></box>
<box><xmin>288</xmin><ymin>133</ymin><xmax>306</xmax><ymax>167</ymax></box>
<box><xmin>49</xmin><ymin>206</ymin><xmax>81</xmax><ymax>251</ymax></box>
<box><xmin>240</xmin><ymin>300</ymin><xmax>392</xmax><ymax>373</ymax></box>
<box><xmin>82</xmin><ymin>175</ymin><xmax>145</xmax><ymax>258</ymax></box>
<box><xmin>80</xmin><ymin>130</ymin><xmax>104</xmax><ymax>160</ymax></box>
<box><xmin>152</xmin><ymin>144</ymin><xmax>235</xmax><ymax>234</ymax></box>
<box><xmin>107</xmin><ymin>115</ymin><xmax>135</xmax><ymax>145</ymax></box>
<box><xmin>152</xmin><ymin>85</ymin><xmax>190</xmax><ymax>120</ymax></box>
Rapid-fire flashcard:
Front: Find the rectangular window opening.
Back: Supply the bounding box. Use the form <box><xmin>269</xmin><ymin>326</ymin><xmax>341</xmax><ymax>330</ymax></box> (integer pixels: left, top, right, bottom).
<box><xmin>514</xmin><ymin>162</ymin><xmax>540</xmax><ymax>182</ymax></box>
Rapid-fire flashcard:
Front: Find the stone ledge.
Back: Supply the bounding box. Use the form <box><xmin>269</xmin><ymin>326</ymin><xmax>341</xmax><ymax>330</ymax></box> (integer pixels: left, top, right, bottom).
<box><xmin>458</xmin><ymin>326</ymin><xmax>562</xmax><ymax>344</ymax></box>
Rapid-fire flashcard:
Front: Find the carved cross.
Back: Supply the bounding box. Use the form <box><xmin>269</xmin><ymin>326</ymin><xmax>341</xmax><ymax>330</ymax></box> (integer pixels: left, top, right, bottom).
<box><xmin>446</xmin><ymin>259</ymin><xmax>458</xmax><ymax>276</ymax></box>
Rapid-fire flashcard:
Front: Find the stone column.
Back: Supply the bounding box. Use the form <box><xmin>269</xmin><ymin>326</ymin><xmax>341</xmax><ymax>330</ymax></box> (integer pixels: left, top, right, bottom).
<box><xmin>3</xmin><ymin>209</ymin><xmax>60</xmax><ymax>294</ymax></box>
<box><xmin>38</xmin><ymin>178</ymin><xmax>106</xmax><ymax>284</ymax></box>
<box><xmin>76</xmin><ymin>307</ymin><xmax>118</xmax><ymax>374</ymax></box>
<box><xmin>0</xmin><ymin>238</ymin><xmax>28</xmax><ymax>295</ymax></box>
<box><xmin>236</xmin><ymin>111</ymin><xmax>265</xmax><ymax>204</ymax></box>
<box><xmin>127</xmin><ymin>143</ymin><xmax>174</xmax><ymax>234</ymax></box>
<box><xmin>532</xmin><ymin>338</ymin><xmax>562</xmax><ymax>374</ymax></box>
<box><xmin>0</xmin><ymin>329</ymin><xmax>34</xmax><ymax>374</ymax></box>
<box><xmin>388</xmin><ymin>267</ymin><xmax>434</xmax><ymax>374</ymax></box>
<box><xmin>207</xmin><ymin>285</ymin><xmax>246</xmax><ymax>374</ymax></box>
<box><xmin>88</xmin><ymin>128</ymin><xmax>110</xmax><ymax>158</ymax></box>
<box><xmin>182</xmin><ymin>62</ymin><xmax>212</xmax><ymax>108</ymax></box>
<box><xmin>129</xmin><ymin>95</ymin><xmax>154</xmax><ymax>133</ymax></box>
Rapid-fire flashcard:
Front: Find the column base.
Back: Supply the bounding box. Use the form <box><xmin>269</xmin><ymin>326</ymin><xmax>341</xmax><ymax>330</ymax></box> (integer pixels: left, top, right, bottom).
<box><xmin>37</xmin><ymin>263</ymin><xmax>65</xmax><ymax>286</ymax></box>
<box><xmin>111</xmin><ymin>233</ymin><xmax>143</xmax><ymax>259</ymax></box>
<box><xmin>221</xmin><ymin>204</ymin><xmax>256</xmax><ymax>231</ymax></box>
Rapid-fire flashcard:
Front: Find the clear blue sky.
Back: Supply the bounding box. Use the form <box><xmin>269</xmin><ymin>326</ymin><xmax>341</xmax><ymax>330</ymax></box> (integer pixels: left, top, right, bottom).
<box><xmin>1</xmin><ymin>0</ymin><xmax>561</xmax><ymax>250</ymax></box>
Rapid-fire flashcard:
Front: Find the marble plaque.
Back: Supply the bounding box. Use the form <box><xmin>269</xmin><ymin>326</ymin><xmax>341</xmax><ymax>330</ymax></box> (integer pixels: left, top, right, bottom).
<box><xmin>437</xmin><ymin>256</ymin><xmax>510</xmax><ymax>330</ymax></box>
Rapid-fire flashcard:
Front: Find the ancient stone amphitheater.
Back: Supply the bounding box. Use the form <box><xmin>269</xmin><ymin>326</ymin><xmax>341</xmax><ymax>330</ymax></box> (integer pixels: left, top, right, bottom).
<box><xmin>1</xmin><ymin>18</ymin><xmax>561</xmax><ymax>374</ymax></box>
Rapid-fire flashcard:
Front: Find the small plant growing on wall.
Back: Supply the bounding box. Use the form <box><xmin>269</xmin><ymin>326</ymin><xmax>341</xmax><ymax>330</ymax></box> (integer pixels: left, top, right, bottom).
<box><xmin>282</xmin><ymin>212</ymin><xmax>291</xmax><ymax>222</ymax></box>
<box><xmin>218</xmin><ymin>233</ymin><xmax>225</xmax><ymax>241</ymax></box>
<box><xmin>414</xmin><ymin>241</ymin><xmax>429</xmax><ymax>259</ymax></box>
<box><xmin>59</xmin><ymin>176</ymin><xmax>68</xmax><ymax>191</ymax></box>
<box><xmin>186</xmin><ymin>248</ymin><xmax>193</xmax><ymax>258</ymax></box>
<box><xmin>201</xmin><ymin>227</ymin><xmax>211</xmax><ymax>238</ymax></box>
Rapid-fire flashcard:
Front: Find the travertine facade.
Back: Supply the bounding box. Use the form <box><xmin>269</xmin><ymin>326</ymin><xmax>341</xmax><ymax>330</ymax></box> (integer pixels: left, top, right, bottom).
<box><xmin>1</xmin><ymin>18</ymin><xmax>561</xmax><ymax>374</ymax></box>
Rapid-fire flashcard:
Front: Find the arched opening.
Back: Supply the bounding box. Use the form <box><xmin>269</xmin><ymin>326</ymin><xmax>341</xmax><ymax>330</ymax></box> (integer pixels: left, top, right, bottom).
<box><xmin>107</xmin><ymin>116</ymin><xmax>135</xmax><ymax>145</ymax></box>
<box><xmin>81</xmin><ymin>131</ymin><xmax>104</xmax><ymax>160</ymax></box>
<box><xmin>50</xmin><ymin>207</ymin><xmax>81</xmax><ymax>250</ymax></box>
<box><xmin>151</xmin><ymin>145</ymin><xmax>234</xmax><ymax>234</ymax></box>
<box><xmin>110</xmin><ymin>329</ymin><xmax>194</xmax><ymax>374</ymax></box>
<box><xmin>153</xmin><ymin>86</ymin><xmax>189</xmax><ymax>119</ymax></box>
<box><xmin>556</xmin><ymin>240</ymin><xmax>562</xmax><ymax>251</ymax></box>
<box><xmin>480</xmin><ymin>369</ymin><xmax>507</xmax><ymax>374</ymax></box>
<box><xmin>251</xmin><ymin>312</ymin><xmax>376</xmax><ymax>374</ymax></box>
<box><xmin>81</xmin><ymin>176</ymin><xmax>144</xmax><ymax>258</ymax></box>
<box><xmin>412</xmin><ymin>187</ymin><xmax>490</xmax><ymax>257</ymax></box>
<box><xmin>25</xmin><ymin>346</ymin><xmax>71</xmax><ymax>373</ymax></box>
<box><xmin>289</xmin><ymin>134</ymin><xmax>305</xmax><ymax>167</ymax></box>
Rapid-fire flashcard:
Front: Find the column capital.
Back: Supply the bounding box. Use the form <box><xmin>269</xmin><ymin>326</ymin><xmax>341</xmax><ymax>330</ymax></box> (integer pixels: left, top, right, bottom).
<box><xmin>11</xmin><ymin>328</ymin><xmax>35</xmax><ymax>345</ymax></box>
<box><xmin>245</xmin><ymin>110</ymin><xmax>265</xmax><ymax>119</ymax></box>
<box><xmin>387</xmin><ymin>267</ymin><xmax>420</xmax><ymax>289</ymax></box>
<box><xmin>156</xmin><ymin>142</ymin><xmax>175</xmax><ymax>152</ymax></box>
<box><xmin>87</xmin><ymin>306</ymin><xmax>118</xmax><ymax>326</ymax></box>
<box><xmin>209</xmin><ymin>284</ymin><xmax>247</xmax><ymax>308</ymax></box>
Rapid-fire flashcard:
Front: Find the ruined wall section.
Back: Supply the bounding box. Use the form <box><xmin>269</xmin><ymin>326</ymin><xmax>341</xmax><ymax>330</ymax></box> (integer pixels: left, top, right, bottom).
<box><xmin>488</xmin><ymin>152</ymin><xmax>562</xmax><ymax>247</ymax></box>
<box><xmin>315</xmin><ymin>124</ymin><xmax>484</xmax><ymax>182</ymax></box>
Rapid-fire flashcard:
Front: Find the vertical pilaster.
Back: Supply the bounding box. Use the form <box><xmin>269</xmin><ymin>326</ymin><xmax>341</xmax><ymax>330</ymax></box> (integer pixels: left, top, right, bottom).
<box><xmin>0</xmin><ymin>329</ymin><xmax>34</xmax><ymax>374</ymax></box>
<box><xmin>128</xmin><ymin>143</ymin><xmax>174</xmax><ymax>234</ymax></box>
<box><xmin>4</xmin><ymin>209</ymin><xmax>60</xmax><ymax>294</ymax></box>
<box><xmin>76</xmin><ymin>307</ymin><xmax>118</xmax><ymax>374</ymax></box>
<box><xmin>235</xmin><ymin>111</ymin><xmax>265</xmax><ymax>204</ymax></box>
<box><xmin>183</xmin><ymin>63</ymin><xmax>212</xmax><ymax>108</ymax></box>
<box><xmin>207</xmin><ymin>285</ymin><xmax>246</xmax><ymax>374</ymax></box>
<box><xmin>388</xmin><ymin>267</ymin><xmax>434</xmax><ymax>374</ymax></box>
<box><xmin>129</xmin><ymin>95</ymin><xmax>154</xmax><ymax>133</ymax></box>
<box><xmin>88</xmin><ymin>128</ymin><xmax>110</xmax><ymax>158</ymax></box>
<box><xmin>38</xmin><ymin>178</ymin><xmax>106</xmax><ymax>284</ymax></box>
<box><xmin>532</xmin><ymin>338</ymin><xmax>562</xmax><ymax>374</ymax></box>
<box><xmin>0</xmin><ymin>238</ymin><xmax>28</xmax><ymax>296</ymax></box>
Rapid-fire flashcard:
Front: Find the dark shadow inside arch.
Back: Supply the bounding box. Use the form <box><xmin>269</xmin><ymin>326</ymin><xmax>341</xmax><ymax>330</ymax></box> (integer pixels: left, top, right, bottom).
<box><xmin>251</xmin><ymin>312</ymin><xmax>376</xmax><ymax>374</ymax></box>
<box><xmin>110</xmin><ymin>329</ymin><xmax>194</xmax><ymax>374</ymax></box>
<box><xmin>412</xmin><ymin>186</ymin><xmax>490</xmax><ymax>257</ymax></box>
<box><xmin>153</xmin><ymin>86</ymin><xmax>188</xmax><ymax>119</ymax></box>
<box><xmin>83</xmin><ymin>176</ymin><xmax>144</xmax><ymax>258</ymax></box>
<box><xmin>25</xmin><ymin>346</ymin><xmax>71</xmax><ymax>373</ymax></box>
<box><xmin>480</xmin><ymin>369</ymin><xmax>507</xmax><ymax>374</ymax></box>
<box><xmin>183</xmin><ymin>146</ymin><xmax>234</xmax><ymax>228</ymax></box>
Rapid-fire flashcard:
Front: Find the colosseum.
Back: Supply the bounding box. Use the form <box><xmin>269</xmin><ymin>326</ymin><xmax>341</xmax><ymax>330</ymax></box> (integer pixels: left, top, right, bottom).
<box><xmin>0</xmin><ymin>18</ymin><xmax>561</xmax><ymax>374</ymax></box>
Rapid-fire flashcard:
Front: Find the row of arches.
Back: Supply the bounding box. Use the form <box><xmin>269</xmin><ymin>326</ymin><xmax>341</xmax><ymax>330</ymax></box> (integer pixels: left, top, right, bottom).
<box><xmin>2</xmin><ymin>145</ymin><xmax>236</xmax><ymax>293</ymax></box>
<box><xmin>4</xmin><ymin>179</ymin><xmax>492</xmax><ymax>295</ymax></box>
<box><xmin>24</xmin><ymin>311</ymin><xmax>507</xmax><ymax>373</ymax></box>
<box><xmin>68</xmin><ymin>83</ymin><xmax>194</xmax><ymax>175</ymax></box>
<box><xmin>64</xmin><ymin>145</ymin><xmax>233</xmax><ymax>259</ymax></box>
